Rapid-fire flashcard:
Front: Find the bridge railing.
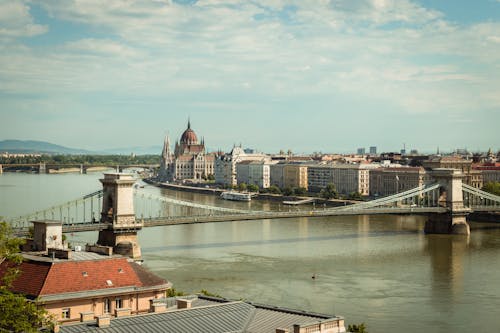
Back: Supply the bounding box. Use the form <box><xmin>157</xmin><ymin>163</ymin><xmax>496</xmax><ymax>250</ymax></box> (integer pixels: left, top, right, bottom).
<box><xmin>7</xmin><ymin>190</ymin><xmax>104</xmax><ymax>231</ymax></box>
<box><xmin>328</xmin><ymin>183</ymin><xmax>441</xmax><ymax>211</ymax></box>
<box><xmin>462</xmin><ymin>183</ymin><xmax>500</xmax><ymax>209</ymax></box>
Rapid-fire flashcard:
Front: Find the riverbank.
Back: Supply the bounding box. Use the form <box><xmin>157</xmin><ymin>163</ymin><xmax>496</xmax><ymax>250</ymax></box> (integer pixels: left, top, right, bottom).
<box><xmin>144</xmin><ymin>178</ymin><xmax>358</xmax><ymax>207</ymax></box>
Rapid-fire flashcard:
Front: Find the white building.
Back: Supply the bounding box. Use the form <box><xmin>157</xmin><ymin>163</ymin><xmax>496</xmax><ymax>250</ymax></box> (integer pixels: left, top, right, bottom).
<box><xmin>308</xmin><ymin>163</ymin><xmax>378</xmax><ymax>195</ymax></box>
<box><xmin>215</xmin><ymin>146</ymin><xmax>269</xmax><ymax>187</ymax></box>
<box><xmin>236</xmin><ymin>160</ymin><xmax>271</xmax><ymax>189</ymax></box>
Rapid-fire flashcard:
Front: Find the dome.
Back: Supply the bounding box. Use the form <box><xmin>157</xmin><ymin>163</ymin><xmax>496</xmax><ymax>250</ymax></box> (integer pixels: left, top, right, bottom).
<box><xmin>180</xmin><ymin>121</ymin><xmax>198</xmax><ymax>145</ymax></box>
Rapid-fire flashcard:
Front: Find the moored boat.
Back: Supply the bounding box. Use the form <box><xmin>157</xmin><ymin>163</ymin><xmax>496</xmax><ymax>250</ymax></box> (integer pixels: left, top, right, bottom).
<box><xmin>220</xmin><ymin>191</ymin><xmax>252</xmax><ymax>201</ymax></box>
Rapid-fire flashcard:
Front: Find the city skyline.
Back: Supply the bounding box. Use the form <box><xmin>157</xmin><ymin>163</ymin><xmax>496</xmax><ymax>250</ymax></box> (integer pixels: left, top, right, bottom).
<box><xmin>1</xmin><ymin>0</ymin><xmax>499</xmax><ymax>154</ymax></box>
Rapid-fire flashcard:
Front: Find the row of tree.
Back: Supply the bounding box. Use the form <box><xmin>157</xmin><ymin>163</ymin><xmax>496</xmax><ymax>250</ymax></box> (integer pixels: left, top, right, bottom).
<box><xmin>223</xmin><ymin>182</ymin><xmax>364</xmax><ymax>201</ymax></box>
<box><xmin>0</xmin><ymin>154</ymin><xmax>160</xmax><ymax>165</ymax></box>
<box><xmin>482</xmin><ymin>182</ymin><xmax>500</xmax><ymax>196</ymax></box>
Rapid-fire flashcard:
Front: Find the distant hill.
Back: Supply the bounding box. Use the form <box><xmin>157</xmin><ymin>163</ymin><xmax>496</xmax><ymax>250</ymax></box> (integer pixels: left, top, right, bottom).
<box><xmin>0</xmin><ymin>140</ymin><xmax>93</xmax><ymax>155</ymax></box>
<box><xmin>0</xmin><ymin>140</ymin><xmax>161</xmax><ymax>155</ymax></box>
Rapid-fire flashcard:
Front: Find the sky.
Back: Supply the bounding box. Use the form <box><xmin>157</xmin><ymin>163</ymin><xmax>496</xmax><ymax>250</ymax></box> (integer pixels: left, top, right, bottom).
<box><xmin>0</xmin><ymin>0</ymin><xmax>499</xmax><ymax>154</ymax></box>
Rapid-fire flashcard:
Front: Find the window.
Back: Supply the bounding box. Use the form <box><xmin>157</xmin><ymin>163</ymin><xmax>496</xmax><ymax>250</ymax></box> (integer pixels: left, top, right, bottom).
<box><xmin>62</xmin><ymin>308</ymin><xmax>70</xmax><ymax>319</ymax></box>
<box><xmin>115</xmin><ymin>298</ymin><xmax>123</xmax><ymax>309</ymax></box>
<box><xmin>104</xmin><ymin>298</ymin><xmax>111</xmax><ymax>313</ymax></box>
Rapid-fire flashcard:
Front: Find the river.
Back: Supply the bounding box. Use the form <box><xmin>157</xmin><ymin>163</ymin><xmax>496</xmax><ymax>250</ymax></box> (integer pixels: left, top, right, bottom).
<box><xmin>1</xmin><ymin>172</ymin><xmax>500</xmax><ymax>333</ymax></box>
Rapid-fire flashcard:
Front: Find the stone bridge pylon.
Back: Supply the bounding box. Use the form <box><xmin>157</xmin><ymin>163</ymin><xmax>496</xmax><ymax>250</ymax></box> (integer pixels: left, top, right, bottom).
<box><xmin>97</xmin><ymin>173</ymin><xmax>143</xmax><ymax>258</ymax></box>
<box><xmin>425</xmin><ymin>169</ymin><xmax>471</xmax><ymax>235</ymax></box>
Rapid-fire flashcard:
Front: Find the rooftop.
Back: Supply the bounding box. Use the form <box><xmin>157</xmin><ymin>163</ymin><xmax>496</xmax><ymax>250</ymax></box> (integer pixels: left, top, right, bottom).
<box><xmin>0</xmin><ymin>253</ymin><xmax>170</xmax><ymax>300</ymax></box>
<box><xmin>59</xmin><ymin>295</ymin><xmax>344</xmax><ymax>333</ymax></box>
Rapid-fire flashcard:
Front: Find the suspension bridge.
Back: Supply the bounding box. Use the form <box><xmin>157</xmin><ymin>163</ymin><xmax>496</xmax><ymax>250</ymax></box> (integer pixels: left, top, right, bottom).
<box><xmin>6</xmin><ymin>170</ymin><xmax>500</xmax><ymax>237</ymax></box>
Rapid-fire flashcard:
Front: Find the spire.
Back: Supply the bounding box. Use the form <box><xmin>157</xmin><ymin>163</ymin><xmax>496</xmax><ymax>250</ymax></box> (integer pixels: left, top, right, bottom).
<box><xmin>187</xmin><ymin>117</ymin><xmax>191</xmax><ymax>130</ymax></box>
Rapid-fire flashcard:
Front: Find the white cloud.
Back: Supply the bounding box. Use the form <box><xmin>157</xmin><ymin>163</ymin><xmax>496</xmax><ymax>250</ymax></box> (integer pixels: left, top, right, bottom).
<box><xmin>0</xmin><ymin>0</ymin><xmax>499</xmax><ymax>120</ymax></box>
<box><xmin>0</xmin><ymin>0</ymin><xmax>47</xmax><ymax>39</ymax></box>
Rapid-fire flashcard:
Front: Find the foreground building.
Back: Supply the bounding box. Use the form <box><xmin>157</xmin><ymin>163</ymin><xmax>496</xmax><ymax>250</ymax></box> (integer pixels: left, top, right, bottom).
<box><xmin>59</xmin><ymin>295</ymin><xmax>346</xmax><ymax>333</ymax></box>
<box><xmin>0</xmin><ymin>221</ymin><xmax>171</xmax><ymax>325</ymax></box>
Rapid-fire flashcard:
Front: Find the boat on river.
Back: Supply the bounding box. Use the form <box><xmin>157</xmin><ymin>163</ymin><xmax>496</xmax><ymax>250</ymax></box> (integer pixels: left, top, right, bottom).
<box><xmin>220</xmin><ymin>191</ymin><xmax>252</xmax><ymax>202</ymax></box>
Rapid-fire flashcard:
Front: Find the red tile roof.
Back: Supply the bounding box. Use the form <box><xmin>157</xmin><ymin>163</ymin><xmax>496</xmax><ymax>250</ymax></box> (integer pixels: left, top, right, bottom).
<box><xmin>0</xmin><ymin>260</ymin><xmax>51</xmax><ymax>297</ymax></box>
<box><xmin>0</xmin><ymin>257</ymin><xmax>167</xmax><ymax>297</ymax></box>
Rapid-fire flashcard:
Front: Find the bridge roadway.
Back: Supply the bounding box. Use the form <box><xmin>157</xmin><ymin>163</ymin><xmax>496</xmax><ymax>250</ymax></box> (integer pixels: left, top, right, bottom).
<box><xmin>50</xmin><ymin>206</ymin><xmax>448</xmax><ymax>234</ymax></box>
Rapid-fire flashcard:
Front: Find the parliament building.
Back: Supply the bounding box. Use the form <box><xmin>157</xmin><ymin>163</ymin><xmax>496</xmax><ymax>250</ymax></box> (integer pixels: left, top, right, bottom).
<box><xmin>159</xmin><ymin>120</ymin><xmax>215</xmax><ymax>182</ymax></box>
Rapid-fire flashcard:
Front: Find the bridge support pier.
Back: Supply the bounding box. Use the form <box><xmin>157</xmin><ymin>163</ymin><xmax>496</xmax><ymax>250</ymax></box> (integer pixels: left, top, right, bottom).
<box><xmin>425</xmin><ymin>212</ymin><xmax>470</xmax><ymax>235</ymax></box>
<box><xmin>0</xmin><ymin>164</ymin><xmax>2</xmax><ymax>174</ymax></box>
<box><xmin>425</xmin><ymin>169</ymin><xmax>471</xmax><ymax>235</ymax></box>
<box><xmin>97</xmin><ymin>229</ymin><xmax>141</xmax><ymax>258</ymax></box>
<box><xmin>38</xmin><ymin>162</ymin><xmax>46</xmax><ymax>174</ymax></box>
<box><xmin>97</xmin><ymin>173</ymin><xmax>142</xmax><ymax>259</ymax></box>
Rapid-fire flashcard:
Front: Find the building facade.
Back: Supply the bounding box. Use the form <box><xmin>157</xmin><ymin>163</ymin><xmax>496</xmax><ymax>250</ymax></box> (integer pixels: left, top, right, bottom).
<box><xmin>159</xmin><ymin>121</ymin><xmax>215</xmax><ymax>182</ymax></box>
<box><xmin>283</xmin><ymin>164</ymin><xmax>308</xmax><ymax>190</ymax></box>
<box><xmin>369</xmin><ymin>167</ymin><xmax>426</xmax><ymax>196</ymax></box>
<box><xmin>0</xmin><ymin>222</ymin><xmax>171</xmax><ymax>326</ymax></box>
<box><xmin>422</xmin><ymin>156</ymin><xmax>482</xmax><ymax>188</ymax></box>
<box><xmin>215</xmin><ymin>146</ymin><xmax>269</xmax><ymax>187</ymax></box>
<box><xmin>307</xmin><ymin>164</ymin><xmax>335</xmax><ymax>193</ymax></box>
<box><xmin>236</xmin><ymin>160</ymin><xmax>270</xmax><ymax>189</ymax></box>
<box><xmin>307</xmin><ymin>163</ymin><xmax>375</xmax><ymax>195</ymax></box>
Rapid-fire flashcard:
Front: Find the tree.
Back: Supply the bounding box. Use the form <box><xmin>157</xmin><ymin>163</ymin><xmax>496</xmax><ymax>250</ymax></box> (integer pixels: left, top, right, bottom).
<box><xmin>294</xmin><ymin>187</ymin><xmax>307</xmax><ymax>196</ymax></box>
<box><xmin>282</xmin><ymin>187</ymin><xmax>293</xmax><ymax>196</ymax></box>
<box><xmin>348</xmin><ymin>192</ymin><xmax>363</xmax><ymax>200</ymax></box>
<box><xmin>347</xmin><ymin>323</ymin><xmax>367</xmax><ymax>333</ymax></box>
<box><xmin>482</xmin><ymin>182</ymin><xmax>500</xmax><ymax>196</ymax></box>
<box><xmin>0</xmin><ymin>222</ymin><xmax>53</xmax><ymax>333</ymax></box>
<box><xmin>320</xmin><ymin>183</ymin><xmax>338</xmax><ymax>199</ymax></box>
<box><xmin>238</xmin><ymin>183</ymin><xmax>247</xmax><ymax>191</ymax></box>
<box><xmin>268</xmin><ymin>185</ymin><xmax>282</xmax><ymax>194</ymax></box>
<box><xmin>247</xmin><ymin>184</ymin><xmax>259</xmax><ymax>192</ymax></box>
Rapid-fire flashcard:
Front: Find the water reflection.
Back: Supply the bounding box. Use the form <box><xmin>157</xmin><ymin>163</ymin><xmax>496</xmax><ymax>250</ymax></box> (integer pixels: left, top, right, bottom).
<box><xmin>425</xmin><ymin>234</ymin><xmax>469</xmax><ymax>310</ymax></box>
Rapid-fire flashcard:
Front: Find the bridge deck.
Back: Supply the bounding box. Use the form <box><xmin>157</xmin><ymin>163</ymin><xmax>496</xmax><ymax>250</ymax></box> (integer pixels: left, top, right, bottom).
<box><xmin>11</xmin><ymin>206</ymin><xmax>448</xmax><ymax>235</ymax></box>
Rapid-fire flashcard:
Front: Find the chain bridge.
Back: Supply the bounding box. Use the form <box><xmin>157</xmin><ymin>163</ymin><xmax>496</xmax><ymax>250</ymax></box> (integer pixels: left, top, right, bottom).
<box><xmin>7</xmin><ymin>170</ymin><xmax>500</xmax><ymax>238</ymax></box>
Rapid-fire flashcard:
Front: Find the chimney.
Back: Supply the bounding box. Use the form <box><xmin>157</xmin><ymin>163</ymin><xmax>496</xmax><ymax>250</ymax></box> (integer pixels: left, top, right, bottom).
<box><xmin>176</xmin><ymin>299</ymin><xmax>192</xmax><ymax>309</ymax></box>
<box><xmin>32</xmin><ymin>220</ymin><xmax>63</xmax><ymax>252</ymax></box>
<box><xmin>96</xmin><ymin>315</ymin><xmax>110</xmax><ymax>328</ymax></box>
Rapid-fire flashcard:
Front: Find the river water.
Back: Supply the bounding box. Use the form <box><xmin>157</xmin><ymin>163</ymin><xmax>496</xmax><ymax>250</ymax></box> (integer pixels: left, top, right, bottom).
<box><xmin>1</xmin><ymin>173</ymin><xmax>500</xmax><ymax>333</ymax></box>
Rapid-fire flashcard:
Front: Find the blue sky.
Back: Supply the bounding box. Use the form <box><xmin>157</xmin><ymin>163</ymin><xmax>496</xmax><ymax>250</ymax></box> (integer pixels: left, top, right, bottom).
<box><xmin>0</xmin><ymin>0</ymin><xmax>499</xmax><ymax>154</ymax></box>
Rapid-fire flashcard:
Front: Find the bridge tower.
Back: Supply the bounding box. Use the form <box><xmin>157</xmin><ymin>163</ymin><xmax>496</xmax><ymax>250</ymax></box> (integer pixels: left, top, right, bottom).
<box><xmin>97</xmin><ymin>173</ymin><xmax>143</xmax><ymax>258</ymax></box>
<box><xmin>38</xmin><ymin>162</ymin><xmax>46</xmax><ymax>174</ymax></box>
<box><xmin>425</xmin><ymin>169</ymin><xmax>471</xmax><ymax>235</ymax></box>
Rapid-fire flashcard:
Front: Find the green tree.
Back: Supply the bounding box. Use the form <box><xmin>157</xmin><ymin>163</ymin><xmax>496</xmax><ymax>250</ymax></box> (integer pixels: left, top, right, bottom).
<box><xmin>348</xmin><ymin>192</ymin><xmax>363</xmax><ymax>200</ymax></box>
<box><xmin>0</xmin><ymin>222</ymin><xmax>53</xmax><ymax>332</ymax></box>
<box><xmin>320</xmin><ymin>183</ymin><xmax>338</xmax><ymax>199</ymax></box>
<box><xmin>282</xmin><ymin>187</ymin><xmax>293</xmax><ymax>196</ymax></box>
<box><xmin>268</xmin><ymin>185</ymin><xmax>282</xmax><ymax>194</ymax></box>
<box><xmin>247</xmin><ymin>184</ymin><xmax>259</xmax><ymax>192</ymax></box>
<box><xmin>482</xmin><ymin>182</ymin><xmax>500</xmax><ymax>196</ymax></box>
<box><xmin>238</xmin><ymin>183</ymin><xmax>247</xmax><ymax>191</ymax></box>
<box><xmin>294</xmin><ymin>187</ymin><xmax>307</xmax><ymax>196</ymax></box>
<box><xmin>347</xmin><ymin>323</ymin><xmax>367</xmax><ymax>333</ymax></box>
<box><xmin>166</xmin><ymin>288</ymin><xmax>185</xmax><ymax>297</ymax></box>
<box><xmin>199</xmin><ymin>289</ymin><xmax>222</xmax><ymax>298</ymax></box>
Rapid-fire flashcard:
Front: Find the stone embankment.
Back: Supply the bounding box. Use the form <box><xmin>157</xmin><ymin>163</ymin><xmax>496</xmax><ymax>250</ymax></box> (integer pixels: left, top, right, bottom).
<box><xmin>143</xmin><ymin>179</ymin><xmax>358</xmax><ymax>207</ymax></box>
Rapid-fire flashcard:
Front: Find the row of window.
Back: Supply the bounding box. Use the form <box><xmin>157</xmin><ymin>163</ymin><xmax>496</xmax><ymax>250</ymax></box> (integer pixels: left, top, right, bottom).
<box><xmin>61</xmin><ymin>298</ymin><xmax>123</xmax><ymax>319</ymax></box>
